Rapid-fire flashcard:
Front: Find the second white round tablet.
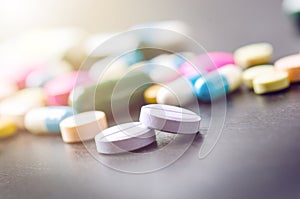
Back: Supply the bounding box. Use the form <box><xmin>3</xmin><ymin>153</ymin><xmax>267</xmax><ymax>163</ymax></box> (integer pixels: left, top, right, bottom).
<box><xmin>139</xmin><ymin>104</ymin><xmax>201</xmax><ymax>134</ymax></box>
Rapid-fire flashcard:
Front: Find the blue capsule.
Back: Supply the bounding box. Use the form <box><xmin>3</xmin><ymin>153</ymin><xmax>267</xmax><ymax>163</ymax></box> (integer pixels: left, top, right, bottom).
<box><xmin>193</xmin><ymin>65</ymin><xmax>242</xmax><ymax>101</ymax></box>
<box><xmin>24</xmin><ymin>106</ymin><xmax>76</xmax><ymax>134</ymax></box>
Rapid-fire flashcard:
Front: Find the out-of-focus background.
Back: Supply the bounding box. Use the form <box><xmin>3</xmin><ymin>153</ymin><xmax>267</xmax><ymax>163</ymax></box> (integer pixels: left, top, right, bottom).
<box><xmin>0</xmin><ymin>0</ymin><xmax>298</xmax><ymax>54</ymax></box>
<box><xmin>1</xmin><ymin>1</ymin><xmax>300</xmax><ymax>199</ymax></box>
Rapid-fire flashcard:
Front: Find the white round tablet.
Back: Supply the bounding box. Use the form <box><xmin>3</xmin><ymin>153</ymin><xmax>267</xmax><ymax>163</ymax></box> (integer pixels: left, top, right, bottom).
<box><xmin>139</xmin><ymin>104</ymin><xmax>201</xmax><ymax>134</ymax></box>
<box><xmin>94</xmin><ymin>122</ymin><xmax>156</xmax><ymax>154</ymax></box>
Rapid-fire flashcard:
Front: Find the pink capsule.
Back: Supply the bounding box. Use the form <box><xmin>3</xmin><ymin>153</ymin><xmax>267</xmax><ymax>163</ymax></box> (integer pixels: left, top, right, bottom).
<box><xmin>179</xmin><ymin>52</ymin><xmax>235</xmax><ymax>77</ymax></box>
<box><xmin>44</xmin><ymin>71</ymin><xmax>94</xmax><ymax>106</ymax></box>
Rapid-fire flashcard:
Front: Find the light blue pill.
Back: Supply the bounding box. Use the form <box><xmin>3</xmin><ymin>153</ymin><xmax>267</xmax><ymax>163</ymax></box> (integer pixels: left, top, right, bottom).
<box><xmin>123</xmin><ymin>50</ymin><xmax>144</xmax><ymax>66</ymax></box>
<box><xmin>187</xmin><ymin>74</ymin><xmax>202</xmax><ymax>85</ymax></box>
<box><xmin>194</xmin><ymin>73</ymin><xmax>229</xmax><ymax>102</ymax></box>
<box><xmin>45</xmin><ymin>106</ymin><xmax>75</xmax><ymax>133</ymax></box>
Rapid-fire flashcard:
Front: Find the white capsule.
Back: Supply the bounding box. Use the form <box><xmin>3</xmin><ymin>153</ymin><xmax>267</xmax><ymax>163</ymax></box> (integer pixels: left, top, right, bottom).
<box><xmin>156</xmin><ymin>77</ymin><xmax>195</xmax><ymax>106</ymax></box>
<box><xmin>24</xmin><ymin>106</ymin><xmax>75</xmax><ymax>134</ymax></box>
<box><xmin>218</xmin><ymin>64</ymin><xmax>243</xmax><ymax>92</ymax></box>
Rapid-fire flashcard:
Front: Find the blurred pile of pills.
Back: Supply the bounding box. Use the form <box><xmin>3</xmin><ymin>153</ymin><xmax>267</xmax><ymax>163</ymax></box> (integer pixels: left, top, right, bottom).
<box><xmin>0</xmin><ymin>20</ymin><xmax>299</xmax><ymax>154</ymax></box>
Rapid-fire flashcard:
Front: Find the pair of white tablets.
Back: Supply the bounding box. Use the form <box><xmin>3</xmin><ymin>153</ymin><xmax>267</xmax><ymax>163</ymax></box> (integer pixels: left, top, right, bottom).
<box><xmin>94</xmin><ymin>104</ymin><xmax>201</xmax><ymax>154</ymax></box>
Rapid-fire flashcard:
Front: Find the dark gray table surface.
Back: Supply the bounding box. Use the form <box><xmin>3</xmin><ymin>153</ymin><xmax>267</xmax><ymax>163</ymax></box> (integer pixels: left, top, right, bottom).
<box><xmin>1</xmin><ymin>0</ymin><xmax>300</xmax><ymax>199</ymax></box>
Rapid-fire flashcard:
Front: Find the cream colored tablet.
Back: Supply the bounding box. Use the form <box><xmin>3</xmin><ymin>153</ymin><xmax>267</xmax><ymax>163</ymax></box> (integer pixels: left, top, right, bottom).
<box><xmin>274</xmin><ymin>54</ymin><xmax>300</xmax><ymax>82</ymax></box>
<box><xmin>0</xmin><ymin>88</ymin><xmax>45</xmax><ymax>128</ymax></box>
<box><xmin>253</xmin><ymin>71</ymin><xmax>290</xmax><ymax>94</ymax></box>
<box><xmin>242</xmin><ymin>65</ymin><xmax>276</xmax><ymax>88</ymax></box>
<box><xmin>60</xmin><ymin>111</ymin><xmax>108</xmax><ymax>143</ymax></box>
<box><xmin>234</xmin><ymin>43</ymin><xmax>273</xmax><ymax>68</ymax></box>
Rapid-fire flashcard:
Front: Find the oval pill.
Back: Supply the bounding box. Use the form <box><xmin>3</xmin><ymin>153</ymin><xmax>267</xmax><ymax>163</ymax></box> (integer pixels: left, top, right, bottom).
<box><xmin>274</xmin><ymin>54</ymin><xmax>300</xmax><ymax>82</ymax></box>
<box><xmin>234</xmin><ymin>43</ymin><xmax>273</xmax><ymax>68</ymax></box>
<box><xmin>24</xmin><ymin>106</ymin><xmax>75</xmax><ymax>134</ymax></box>
<box><xmin>60</xmin><ymin>111</ymin><xmax>108</xmax><ymax>143</ymax></box>
<box><xmin>0</xmin><ymin>119</ymin><xmax>17</xmax><ymax>138</ymax></box>
<box><xmin>252</xmin><ymin>71</ymin><xmax>290</xmax><ymax>94</ymax></box>
<box><xmin>242</xmin><ymin>65</ymin><xmax>276</xmax><ymax>88</ymax></box>
<box><xmin>156</xmin><ymin>77</ymin><xmax>195</xmax><ymax>106</ymax></box>
<box><xmin>139</xmin><ymin>104</ymin><xmax>201</xmax><ymax>134</ymax></box>
<box><xmin>143</xmin><ymin>85</ymin><xmax>162</xmax><ymax>104</ymax></box>
<box><xmin>95</xmin><ymin>122</ymin><xmax>156</xmax><ymax>154</ymax></box>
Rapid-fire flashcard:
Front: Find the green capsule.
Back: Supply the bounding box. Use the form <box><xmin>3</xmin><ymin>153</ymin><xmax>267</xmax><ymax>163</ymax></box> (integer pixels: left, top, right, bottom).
<box><xmin>69</xmin><ymin>71</ymin><xmax>151</xmax><ymax>119</ymax></box>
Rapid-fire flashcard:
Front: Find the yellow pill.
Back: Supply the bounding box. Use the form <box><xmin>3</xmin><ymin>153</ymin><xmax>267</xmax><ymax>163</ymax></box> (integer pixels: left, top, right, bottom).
<box><xmin>242</xmin><ymin>65</ymin><xmax>275</xmax><ymax>89</ymax></box>
<box><xmin>143</xmin><ymin>85</ymin><xmax>162</xmax><ymax>104</ymax></box>
<box><xmin>0</xmin><ymin>119</ymin><xmax>17</xmax><ymax>138</ymax></box>
<box><xmin>234</xmin><ymin>43</ymin><xmax>273</xmax><ymax>68</ymax></box>
<box><xmin>253</xmin><ymin>72</ymin><xmax>290</xmax><ymax>94</ymax></box>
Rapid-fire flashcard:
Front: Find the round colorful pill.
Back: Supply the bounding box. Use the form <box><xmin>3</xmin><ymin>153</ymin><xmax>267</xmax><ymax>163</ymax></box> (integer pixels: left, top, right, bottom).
<box><xmin>242</xmin><ymin>65</ymin><xmax>276</xmax><ymax>88</ymax></box>
<box><xmin>253</xmin><ymin>71</ymin><xmax>290</xmax><ymax>94</ymax></box>
<box><xmin>60</xmin><ymin>111</ymin><xmax>108</xmax><ymax>143</ymax></box>
<box><xmin>95</xmin><ymin>122</ymin><xmax>156</xmax><ymax>154</ymax></box>
<box><xmin>234</xmin><ymin>43</ymin><xmax>273</xmax><ymax>68</ymax></box>
<box><xmin>274</xmin><ymin>54</ymin><xmax>300</xmax><ymax>82</ymax></box>
<box><xmin>139</xmin><ymin>104</ymin><xmax>201</xmax><ymax>134</ymax></box>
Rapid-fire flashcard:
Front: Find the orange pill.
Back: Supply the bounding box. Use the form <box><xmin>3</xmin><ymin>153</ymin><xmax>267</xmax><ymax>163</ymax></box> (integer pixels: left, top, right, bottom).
<box><xmin>275</xmin><ymin>54</ymin><xmax>300</xmax><ymax>82</ymax></box>
<box><xmin>59</xmin><ymin>111</ymin><xmax>108</xmax><ymax>143</ymax></box>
